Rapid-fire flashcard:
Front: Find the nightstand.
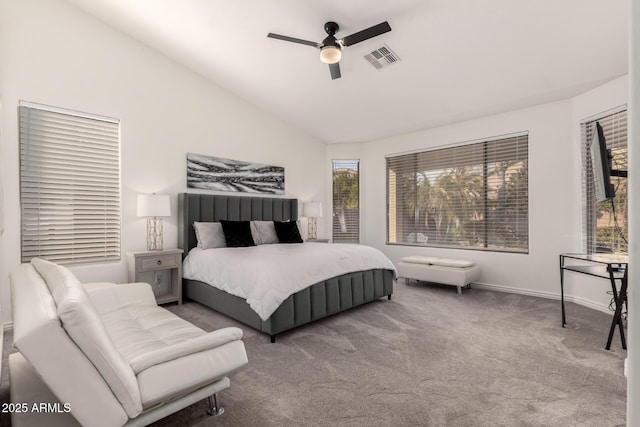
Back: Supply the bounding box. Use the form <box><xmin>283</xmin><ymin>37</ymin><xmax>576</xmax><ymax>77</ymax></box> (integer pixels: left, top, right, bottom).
<box><xmin>127</xmin><ymin>249</ymin><xmax>183</xmax><ymax>305</ymax></box>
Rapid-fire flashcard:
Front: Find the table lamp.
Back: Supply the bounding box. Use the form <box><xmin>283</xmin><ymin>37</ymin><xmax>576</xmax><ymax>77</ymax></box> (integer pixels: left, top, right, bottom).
<box><xmin>137</xmin><ymin>194</ymin><xmax>171</xmax><ymax>251</ymax></box>
<box><xmin>303</xmin><ymin>201</ymin><xmax>322</xmax><ymax>240</ymax></box>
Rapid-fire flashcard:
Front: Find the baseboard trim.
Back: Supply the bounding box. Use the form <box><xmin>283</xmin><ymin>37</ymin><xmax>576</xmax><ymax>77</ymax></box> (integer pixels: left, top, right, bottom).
<box><xmin>472</xmin><ymin>282</ymin><xmax>612</xmax><ymax>315</ymax></box>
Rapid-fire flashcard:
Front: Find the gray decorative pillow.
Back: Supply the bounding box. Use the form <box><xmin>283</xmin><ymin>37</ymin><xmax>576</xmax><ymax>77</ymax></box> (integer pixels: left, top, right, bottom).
<box><xmin>193</xmin><ymin>222</ymin><xmax>227</xmax><ymax>249</ymax></box>
<box><xmin>250</xmin><ymin>220</ymin><xmax>279</xmax><ymax>245</ymax></box>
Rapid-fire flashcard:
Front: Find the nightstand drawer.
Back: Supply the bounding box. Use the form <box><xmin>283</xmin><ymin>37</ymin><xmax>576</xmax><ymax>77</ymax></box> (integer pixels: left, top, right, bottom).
<box><xmin>140</xmin><ymin>255</ymin><xmax>178</xmax><ymax>271</ymax></box>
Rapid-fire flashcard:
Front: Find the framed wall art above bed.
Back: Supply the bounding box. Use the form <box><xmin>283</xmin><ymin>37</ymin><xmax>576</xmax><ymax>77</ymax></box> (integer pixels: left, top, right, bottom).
<box><xmin>186</xmin><ymin>153</ymin><xmax>285</xmax><ymax>195</ymax></box>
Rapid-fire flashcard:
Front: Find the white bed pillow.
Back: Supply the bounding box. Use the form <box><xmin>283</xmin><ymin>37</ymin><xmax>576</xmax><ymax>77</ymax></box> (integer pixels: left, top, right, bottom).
<box><xmin>250</xmin><ymin>220</ymin><xmax>279</xmax><ymax>245</ymax></box>
<box><xmin>193</xmin><ymin>222</ymin><xmax>227</xmax><ymax>249</ymax></box>
<box><xmin>296</xmin><ymin>219</ymin><xmax>308</xmax><ymax>242</ymax></box>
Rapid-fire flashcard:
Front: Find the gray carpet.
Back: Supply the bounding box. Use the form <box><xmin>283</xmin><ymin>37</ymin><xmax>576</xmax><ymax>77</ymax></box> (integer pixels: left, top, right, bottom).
<box><xmin>1</xmin><ymin>282</ymin><xmax>627</xmax><ymax>426</ymax></box>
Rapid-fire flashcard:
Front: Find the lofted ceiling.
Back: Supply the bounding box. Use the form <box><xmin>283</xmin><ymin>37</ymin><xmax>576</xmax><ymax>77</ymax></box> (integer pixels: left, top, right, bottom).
<box><xmin>63</xmin><ymin>0</ymin><xmax>628</xmax><ymax>144</ymax></box>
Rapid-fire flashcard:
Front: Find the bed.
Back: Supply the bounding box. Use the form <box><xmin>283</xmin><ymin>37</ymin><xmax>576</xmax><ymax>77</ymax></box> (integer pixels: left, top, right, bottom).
<box><xmin>178</xmin><ymin>193</ymin><xmax>395</xmax><ymax>342</ymax></box>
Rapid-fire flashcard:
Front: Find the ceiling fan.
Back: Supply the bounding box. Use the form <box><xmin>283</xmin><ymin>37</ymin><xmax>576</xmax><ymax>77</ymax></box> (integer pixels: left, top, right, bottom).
<box><xmin>267</xmin><ymin>21</ymin><xmax>392</xmax><ymax>80</ymax></box>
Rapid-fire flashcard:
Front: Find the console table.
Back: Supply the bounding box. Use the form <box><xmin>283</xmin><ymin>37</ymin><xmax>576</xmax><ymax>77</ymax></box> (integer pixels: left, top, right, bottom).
<box><xmin>559</xmin><ymin>253</ymin><xmax>628</xmax><ymax>350</ymax></box>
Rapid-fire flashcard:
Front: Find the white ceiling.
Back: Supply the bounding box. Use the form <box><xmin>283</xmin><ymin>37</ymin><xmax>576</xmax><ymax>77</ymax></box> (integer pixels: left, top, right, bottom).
<box><xmin>63</xmin><ymin>0</ymin><xmax>628</xmax><ymax>144</ymax></box>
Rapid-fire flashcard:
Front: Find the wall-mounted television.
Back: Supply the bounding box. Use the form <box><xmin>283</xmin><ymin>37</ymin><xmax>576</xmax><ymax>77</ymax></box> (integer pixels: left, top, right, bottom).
<box><xmin>590</xmin><ymin>122</ymin><xmax>615</xmax><ymax>203</ymax></box>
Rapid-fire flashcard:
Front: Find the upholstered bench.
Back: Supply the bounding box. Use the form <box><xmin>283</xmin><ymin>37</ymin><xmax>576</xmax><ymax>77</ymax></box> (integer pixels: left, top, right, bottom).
<box><xmin>397</xmin><ymin>256</ymin><xmax>480</xmax><ymax>295</ymax></box>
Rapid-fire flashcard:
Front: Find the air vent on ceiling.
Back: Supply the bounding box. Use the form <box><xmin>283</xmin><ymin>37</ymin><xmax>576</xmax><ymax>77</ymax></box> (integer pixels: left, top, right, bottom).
<box><xmin>364</xmin><ymin>45</ymin><xmax>401</xmax><ymax>70</ymax></box>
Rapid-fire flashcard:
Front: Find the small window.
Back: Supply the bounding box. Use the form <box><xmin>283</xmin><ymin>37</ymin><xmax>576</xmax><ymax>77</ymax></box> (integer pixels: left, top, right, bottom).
<box><xmin>581</xmin><ymin>108</ymin><xmax>627</xmax><ymax>253</ymax></box>
<box><xmin>387</xmin><ymin>134</ymin><xmax>529</xmax><ymax>252</ymax></box>
<box><xmin>332</xmin><ymin>160</ymin><xmax>360</xmax><ymax>243</ymax></box>
<box><xmin>19</xmin><ymin>102</ymin><xmax>121</xmax><ymax>264</ymax></box>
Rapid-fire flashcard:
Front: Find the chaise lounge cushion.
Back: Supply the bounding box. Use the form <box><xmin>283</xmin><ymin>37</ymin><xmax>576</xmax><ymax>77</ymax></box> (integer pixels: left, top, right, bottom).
<box><xmin>87</xmin><ymin>282</ymin><xmax>248</xmax><ymax>408</ymax></box>
<box><xmin>31</xmin><ymin>258</ymin><xmax>143</xmax><ymax>418</ymax></box>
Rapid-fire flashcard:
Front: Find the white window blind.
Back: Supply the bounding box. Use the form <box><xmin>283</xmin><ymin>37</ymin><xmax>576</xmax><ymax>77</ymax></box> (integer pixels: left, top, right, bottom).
<box><xmin>332</xmin><ymin>160</ymin><xmax>360</xmax><ymax>243</ymax></box>
<box><xmin>581</xmin><ymin>109</ymin><xmax>627</xmax><ymax>253</ymax></box>
<box><xmin>387</xmin><ymin>134</ymin><xmax>528</xmax><ymax>252</ymax></box>
<box><xmin>19</xmin><ymin>102</ymin><xmax>121</xmax><ymax>264</ymax></box>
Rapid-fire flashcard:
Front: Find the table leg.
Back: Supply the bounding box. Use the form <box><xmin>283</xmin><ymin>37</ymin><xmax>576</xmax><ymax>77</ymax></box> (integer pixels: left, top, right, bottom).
<box><xmin>616</xmin><ymin>271</ymin><xmax>628</xmax><ymax>349</ymax></box>
<box><xmin>606</xmin><ymin>267</ymin><xmax>627</xmax><ymax>350</ymax></box>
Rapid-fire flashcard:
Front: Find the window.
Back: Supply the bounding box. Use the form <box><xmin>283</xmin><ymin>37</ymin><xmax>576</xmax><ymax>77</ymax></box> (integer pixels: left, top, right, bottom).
<box><xmin>387</xmin><ymin>134</ymin><xmax>528</xmax><ymax>252</ymax></box>
<box><xmin>581</xmin><ymin>108</ymin><xmax>627</xmax><ymax>253</ymax></box>
<box><xmin>332</xmin><ymin>160</ymin><xmax>359</xmax><ymax>243</ymax></box>
<box><xmin>19</xmin><ymin>102</ymin><xmax>121</xmax><ymax>264</ymax></box>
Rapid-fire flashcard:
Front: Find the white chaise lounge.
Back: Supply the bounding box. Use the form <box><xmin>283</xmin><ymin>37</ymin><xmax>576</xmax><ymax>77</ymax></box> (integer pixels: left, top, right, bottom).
<box><xmin>9</xmin><ymin>258</ymin><xmax>248</xmax><ymax>427</ymax></box>
<box><xmin>397</xmin><ymin>256</ymin><xmax>480</xmax><ymax>295</ymax></box>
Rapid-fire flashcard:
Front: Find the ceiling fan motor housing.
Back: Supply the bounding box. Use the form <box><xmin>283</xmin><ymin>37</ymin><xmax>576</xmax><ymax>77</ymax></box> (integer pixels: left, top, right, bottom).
<box><xmin>324</xmin><ymin>21</ymin><xmax>339</xmax><ymax>35</ymax></box>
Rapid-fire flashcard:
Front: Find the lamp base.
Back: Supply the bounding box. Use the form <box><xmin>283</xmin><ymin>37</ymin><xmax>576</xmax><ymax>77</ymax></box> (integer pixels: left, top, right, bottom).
<box><xmin>147</xmin><ymin>217</ymin><xmax>164</xmax><ymax>251</ymax></box>
<box><xmin>307</xmin><ymin>217</ymin><xmax>318</xmax><ymax>241</ymax></box>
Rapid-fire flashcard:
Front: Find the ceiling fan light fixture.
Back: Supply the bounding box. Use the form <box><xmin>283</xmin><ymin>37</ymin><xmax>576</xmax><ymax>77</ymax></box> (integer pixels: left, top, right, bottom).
<box><xmin>319</xmin><ymin>46</ymin><xmax>341</xmax><ymax>64</ymax></box>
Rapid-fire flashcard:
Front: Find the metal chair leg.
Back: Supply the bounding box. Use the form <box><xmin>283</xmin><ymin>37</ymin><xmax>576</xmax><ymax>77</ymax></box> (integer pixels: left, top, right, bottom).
<box><xmin>207</xmin><ymin>394</ymin><xmax>225</xmax><ymax>416</ymax></box>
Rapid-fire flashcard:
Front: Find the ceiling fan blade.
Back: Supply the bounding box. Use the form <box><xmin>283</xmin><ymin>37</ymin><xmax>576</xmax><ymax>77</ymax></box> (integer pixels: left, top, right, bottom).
<box><xmin>329</xmin><ymin>62</ymin><xmax>341</xmax><ymax>80</ymax></box>
<box><xmin>341</xmin><ymin>21</ymin><xmax>391</xmax><ymax>47</ymax></box>
<box><xmin>267</xmin><ymin>33</ymin><xmax>320</xmax><ymax>48</ymax></box>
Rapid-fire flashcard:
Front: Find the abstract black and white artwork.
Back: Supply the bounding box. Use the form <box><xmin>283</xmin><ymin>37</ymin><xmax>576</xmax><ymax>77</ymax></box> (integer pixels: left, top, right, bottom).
<box><xmin>187</xmin><ymin>153</ymin><xmax>285</xmax><ymax>194</ymax></box>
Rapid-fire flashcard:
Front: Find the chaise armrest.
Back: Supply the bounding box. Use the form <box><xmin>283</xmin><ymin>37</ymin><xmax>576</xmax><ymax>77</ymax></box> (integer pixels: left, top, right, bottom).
<box><xmin>128</xmin><ymin>327</ymin><xmax>244</xmax><ymax>374</ymax></box>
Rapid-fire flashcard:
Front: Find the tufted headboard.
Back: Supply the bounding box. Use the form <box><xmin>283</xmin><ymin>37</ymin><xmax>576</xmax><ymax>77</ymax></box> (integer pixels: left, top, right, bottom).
<box><xmin>177</xmin><ymin>193</ymin><xmax>299</xmax><ymax>256</ymax></box>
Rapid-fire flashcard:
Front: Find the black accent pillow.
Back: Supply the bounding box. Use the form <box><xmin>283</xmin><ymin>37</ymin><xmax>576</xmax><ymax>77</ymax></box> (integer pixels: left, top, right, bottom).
<box><xmin>273</xmin><ymin>221</ymin><xmax>303</xmax><ymax>244</ymax></box>
<box><xmin>220</xmin><ymin>220</ymin><xmax>256</xmax><ymax>247</ymax></box>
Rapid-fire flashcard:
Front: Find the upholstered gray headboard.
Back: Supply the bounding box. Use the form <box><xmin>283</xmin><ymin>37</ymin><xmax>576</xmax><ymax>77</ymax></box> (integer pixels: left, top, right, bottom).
<box><xmin>178</xmin><ymin>193</ymin><xmax>298</xmax><ymax>255</ymax></box>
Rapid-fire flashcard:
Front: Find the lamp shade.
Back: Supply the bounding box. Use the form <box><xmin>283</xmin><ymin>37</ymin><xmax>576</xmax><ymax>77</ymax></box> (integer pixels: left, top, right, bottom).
<box><xmin>303</xmin><ymin>201</ymin><xmax>323</xmax><ymax>218</ymax></box>
<box><xmin>137</xmin><ymin>194</ymin><xmax>171</xmax><ymax>217</ymax></box>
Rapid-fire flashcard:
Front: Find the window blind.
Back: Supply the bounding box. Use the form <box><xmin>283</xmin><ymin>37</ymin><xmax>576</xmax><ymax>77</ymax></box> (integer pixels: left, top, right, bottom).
<box><xmin>387</xmin><ymin>134</ymin><xmax>528</xmax><ymax>252</ymax></box>
<box><xmin>581</xmin><ymin>109</ymin><xmax>627</xmax><ymax>253</ymax></box>
<box><xmin>332</xmin><ymin>160</ymin><xmax>360</xmax><ymax>243</ymax></box>
<box><xmin>19</xmin><ymin>102</ymin><xmax>121</xmax><ymax>264</ymax></box>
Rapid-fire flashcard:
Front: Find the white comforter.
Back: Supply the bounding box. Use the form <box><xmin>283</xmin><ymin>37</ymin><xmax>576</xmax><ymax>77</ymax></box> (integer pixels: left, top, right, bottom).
<box><xmin>182</xmin><ymin>242</ymin><xmax>397</xmax><ymax>321</ymax></box>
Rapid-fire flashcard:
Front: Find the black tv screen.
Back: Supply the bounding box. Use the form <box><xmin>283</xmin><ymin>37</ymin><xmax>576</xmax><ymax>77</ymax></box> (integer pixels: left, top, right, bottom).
<box><xmin>590</xmin><ymin>122</ymin><xmax>615</xmax><ymax>202</ymax></box>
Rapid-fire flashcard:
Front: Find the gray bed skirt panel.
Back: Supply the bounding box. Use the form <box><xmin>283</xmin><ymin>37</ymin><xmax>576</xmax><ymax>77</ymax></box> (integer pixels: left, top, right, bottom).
<box><xmin>184</xmin><ymin>279</ymin><xmax>264</xmax><ymax>331</ymax></box>
<box><xmin>184</xmin><ymin>269</ymin><xmax>394</xmax><ymax>338</ymax></box>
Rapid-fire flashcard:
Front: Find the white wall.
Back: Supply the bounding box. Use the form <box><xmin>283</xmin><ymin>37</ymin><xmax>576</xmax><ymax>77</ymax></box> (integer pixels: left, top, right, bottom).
<box><xmin>328</xmin><ymin>75</ymin><xmax>628</xmax><ymax>312</ymax></box>
<box><xmin>0</xmin><ymin>0</ymin><xmax>326</xmax><ymax>324</ymax></box>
